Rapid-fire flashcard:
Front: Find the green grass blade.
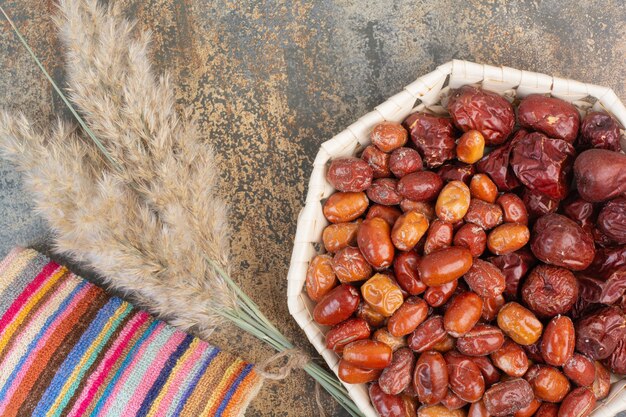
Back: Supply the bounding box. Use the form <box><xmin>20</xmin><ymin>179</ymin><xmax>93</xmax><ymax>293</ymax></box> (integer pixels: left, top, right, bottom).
<box><xmin>0</xmin><ymin>6</ymin><xmax>122</xmax><ymax>172</ymax></box>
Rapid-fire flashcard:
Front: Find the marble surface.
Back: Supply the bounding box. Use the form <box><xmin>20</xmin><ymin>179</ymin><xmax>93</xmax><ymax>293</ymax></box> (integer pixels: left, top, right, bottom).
<box><xmin>1</xmin><ymin>1</ymin><xmax>625</xmax><ymax>416</ymax></box>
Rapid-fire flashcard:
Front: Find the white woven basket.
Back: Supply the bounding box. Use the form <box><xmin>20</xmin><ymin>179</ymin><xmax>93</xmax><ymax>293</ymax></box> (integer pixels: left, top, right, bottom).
<box><xmin>287</xmin><ymin>60</ymin><xmax>626</xmax><ymax>417</ymax></box>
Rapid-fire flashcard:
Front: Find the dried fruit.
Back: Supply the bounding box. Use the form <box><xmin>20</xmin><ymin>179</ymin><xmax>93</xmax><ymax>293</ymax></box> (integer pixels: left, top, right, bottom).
<box><xmin>457</xmin><ymin>324</ymin><xmax>505</xmax><ymax>356</ymax></box>
<box><xmin>323</xmin><ymin>191</ymin><xmax>369</xmax><ymax>223</ymax></box>
<box><xmin>497</xmin><ymin>193</ymin><xmax>528</xmax><ymax>224</ymax></box>
<box><xmin>306</xmin><ymin>254</ymin><xmax>338</xmax><ymax>301</ymax></box>
<box><xmin>367</xmin><ymin>178</ymin><xmax>403</xmax><ymax>205</ymax></box>
<box><xmin>483</xmin><ymin>378</ymin><xmax>534</xmax><ymax>416</ymax></box>
<box><xmin>408</xmin><ymin>316</ymin><xmax>447</xmax><ymax>352</ymax></box>
<box><xmin>418</xmin><ymin>247</ymin><xmax>473</xmax><ymax>286</ymax></box>
<box><xmin>446</xmin><ymin>350</ymin><xmax>485</xmax><ymax>402</ymax></box>
<box><xmin>326</xmin><ymin>318</ymin><xmax>370</xmax><ymax>352</ymax></box>
<box><xmin>313</xmin><ymin>284</ymin><xmax>361</xmax><ymax>326</ymax></box>
<box><xmin>390</xmin><ymin>147</ymin><xmax>423</xmax><ymax>178</ymax></box>
<box><xmin>398</xmin><ymin>171</ymin><xmax>444</xmax><ymax>202</ymax></box>
<box><xmin>510</xmin><ymin>132</ymin><xmax>575</xmax><ymax>199</ymax></box>
<box><xmin>490</xmin><ymin>339</ymin><xmax>529</xmax><ymax>377</ymax></box>
<box><xmin>597</xmin><ymin>197</ymin><xmax>626</xmax><ymax>244</ymax></box>
<box><xmin>413</xmin><ymin>351</ymin><xmax>449</xmax><ymax>405</ymax></box>
<box><xmin>423</xmin><ymin>219</ymin><xmax>454</xmax><ymax>255</ymax></box>
<box><xmin>563</xmin><ymin>353</ymin><xmax>596</xmax><ymax>387</ymax></box>
<box><xmin>343</xmin><ymin>339</ymin><xmax>393</xmax><ymax>369</ymax></box>
<box><xmin>388</xmin><ymin>297</ymin><xmax>429</xmax><ymax>337</ymax></box>
<box><xmin>530</xmin><ymin>214</ymin><xmax>595</xmax><ymax>271</ymax></box>
<box><xmin>487</xmin><ymin>223</ymin><xmax>530</xmax><ymax>255</ymax></box>
<box><xmin>517</xmin><ymin>94</ymin><xmax>580</xmax><ymax>143</ymax></box>
<box><xmin>521</xmin><ymin>265</ymin><xmax>579</xmax><ymax>317</ymax></box>
<box><xmin>497</xmin><ymin>302</ymin><xmax>543</xmax><ymax>345</ymax></box>
<box><xmin>444</xmin><ymin>291</ymin><xmax>484</xmax><ymax>337</ymax></box>
<box><xmin>322</xmin><ymin>220</ymin><xmax>360</xmax><ymax>253</ymax></box>
<box><xmin>456</xmin><ymin>130</ymin><xmax>485</xmax><ymax>164</ymax></box>
<box><xmin>438</xmin><ymin>161</ymin><xmax>476</xmax><ymax>184</ymax></box>
<box><xmin>453</xmin><ymin>223</ymin><xmax>487</xmax><ymax>257</ymax></box>
<box><xmin>436</xmin><ymin>180</ymin><xmax>471</xmax><ymax>223</ymax></box>
<box><xmin>579</xmin><ymin>111</ymin><xmax>622</xmax><ymax>152</ymax></box>
<box><xmin>391</xmin><ymin>211</ymin><xmax>429</xmax><ymax>251</ymax></box>
<box><xmin>575</xmin><ymin>306</ymin><xmax>626</xmax><ymax>360</ymax></box>
<box><xmin>540</xmin><ymin>315</ymin><xmax>575</xmax><ymax>366</ymax></box>
<box><xmin>361</xmin><ymin>273</ymin><xmax>404</xmax><ymax>317</ymax></box>
<box><xmin>403</xmin><ymin>112</ymin><xmax>457</xmax><ymax>168</ymax></box>
<box><xmin>379</xmin><ymin>348</ymin><xmax>416</xmax><ymax>395</ymax></box>
<box><xmin>574</xmin><ymin>149</ymin><xmax>626</xmax><ymax>203</ymax></box>
<box><xmin>338</xmin><ymin>359</ymin><xmax>382</xmax><ymax>383</ymax></box>
<box><xmin>358</xmin><ymin>217</ymin><xmax>395</xmax><ymax>269</ymax></box>
<box><xmin>447</xmin><ymin>85</ymin><xmax>515</xmax><ymax>146</ymax></box>
<box><xmin>464</xmin><ymin>199</ymin><xmax>503</xmax><ymax>230</ymax></box>
<box><xmin>557</xmin><ymin>388</ymin><xmax>596</xmax><ymax>417</ymax></box>
<box><xmin>327</xmin><ymin>157</ymin><xmax>374</xmax><ymax>192</ymax></box>
<box><xmin>424</xmin><ymin>280</ymin><xmax>458</xmax><ymax>307</ymax></box>
<box><xmin>362</xmin><ymin>144</ymin><xmax>392</xmax><ymax>178</ymax></box>
<box><xmin>470</xmin><ymin>173</ymin><xmax>498</xmax><ymax>203</ymax></box>
<box><xmin>371</xmin><ymin>121</ymin><xmax>409</xmax><ymax>152</ymax></box>
<box><xmin>489</xmin><ymin>249</ymin><xmax>536</xmax><ymax>299</ymax></box>
<box><xmin>463</xmin><ymin>259</ymin><xmax>506</xmax><ymax>298</ymax></box>
<box><xmin>526</xmin><ymin>364</ymin><xmax>570</xmax><ymax>402</ymax></box>
<box><xmin>369</xmin><ymin>383</ymin><xmax>406</xmax><ymax>417</ymax></box>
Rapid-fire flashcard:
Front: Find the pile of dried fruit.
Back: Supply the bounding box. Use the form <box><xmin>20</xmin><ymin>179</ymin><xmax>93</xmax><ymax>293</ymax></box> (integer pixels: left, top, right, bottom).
<box><xmin>306</xmin><ymin>86</ymin><xmax>626</xmax><ymax>417</ymax></box>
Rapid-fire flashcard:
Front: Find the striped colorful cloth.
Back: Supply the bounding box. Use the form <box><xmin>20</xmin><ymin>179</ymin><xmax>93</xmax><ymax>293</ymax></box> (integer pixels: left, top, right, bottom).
<box><xmin>0</xmin><ymin>247</ymin><xmax>263</xmax><ymax>417</ymax></box>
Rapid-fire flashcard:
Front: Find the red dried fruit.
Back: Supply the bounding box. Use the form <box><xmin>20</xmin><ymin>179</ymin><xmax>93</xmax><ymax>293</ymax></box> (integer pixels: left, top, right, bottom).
<box><xmin>530</xmin><ymin>213</ymin><xmax>595</xmax><ymax>271</ymax></box>
<box><xmin>398</xmin><ymin>171</ymin><xmax>444</xmax><ymax>202</ymax></box>
<box><xmin>522</xmin><ymin>188</ymin><xmax>560</xmax><ymax>221</ymax></box>
<box><xmin>597</xmin><ymin>197</ymin><xmax>626</xmax><ymax>244</ymax></box>
<box><xmin>371</xmin><ymin>121</ymin><xmax>409</xmax><ymax>153</ymax></box>
<box><xmin>447</xmin><ymin>85</ymin><xmax>515</xmax><ymax>146</ymax></box>
<box><xmin>453</xmin><ymin>223</ymin><xmax>487</xmax><ymax>257</ymax></box>
<box><xmin>489</xmin><ymin>249</ymin><xmax>536</xmax><ymax>299</ymax></box>
<box><xmin>423</xmin><ymin>219</ymin><xmax>454</xmax><ymax>255</ymax></box>
<box><xmin>497</xmin><ymin>193</ymin><xmax>528</xmax><ymax>225</ymax></box>
<box><xmin>521</xmin><ymin>265</ymin><xmax>579</xmax><ymax>317</ymax></box>
<box><xmin>558</xmin><ymin>387</ymin><xmax>596</xmax><ymax>417</ymax></box>
<box><xmin>403</xmin><ymin>112</ymin><xmax>457</xmax><ymax>168</ymax></box>
<box><xmin>541</xmin><ymin>315</ymin><xmax>575</xmax><ymax>366</ymax></box>
<box><xmin>561</xmin><ymin>192</ymin><xmax>597</xmax><ymax>231</ymax></box>
<box><xmin>483</xmin><ymin>378</ymin><xmax>534</xmax><ymax>416</ymax></box>
<box><xmin>389</xmin><ymin>147</ymin><xmax>423</xmax><ymax>178</ymax></box>
<box><xmin>579</xmin><ymin>111</ymin><xmax>622</xmax><ymax>152</ymax></box>
<box><xmin>437</xmin><ymin>161</ymin><xmax>475</xmax><ymax>184</ymax></box>
<box><xmin>575</xmin><ymin>306</ymin><xmax>626</xmax><ymax>360</ymax></box>
<box><xmin>510</xmin><ymin>132</ymin><xmax>575</xmax><ymax>199</ymax></box>
<box><xmin>327</xmin><ymin>157</ymin><xmax>374</xmax><ymax>192</ymax></box>
<box><xmin>326</xmin><ymin>318</ymin><xmax>371</xmax><ymax>352</ymax></box>
<box><xmin>367</xmin><ymin>178</ymin><xmax>403</xmax><ymax>206</ymax></box>
<box><xmin>517</xmin><ymin>94</ymin><xmax>580</xmax><ymax>143</ymax></box>
<box><xmin>463</xmin><ymin>259</ymin><xmax>506</xmax><ymax>298</ymax></box>
<box><xmin>574</xmin><ymin>149</ymin><xmax>626</xmax><ymax>203</ymax></box>
<box><xmin>413</xmin><ymin>351</ymin><xmax>449</xmax><ymax>405</ymax></box>
<box><xmin>379</xmin><ymin>348</ymin><xmax>416</xmax><ymax>395</ymax></box>
<box><xmin>464</xmin><ymin>199</ymin><xmax>504</xmax><ymax>230</ymax></box>
<box><xmin>475</xmin><ymin>129</ymin><xmax>526</xmax><ymax>191</ymax></box>
<box><xmin>362</xmin><ymin>145</ymin><xmax>392</xmax><ymax>178</ymax></box>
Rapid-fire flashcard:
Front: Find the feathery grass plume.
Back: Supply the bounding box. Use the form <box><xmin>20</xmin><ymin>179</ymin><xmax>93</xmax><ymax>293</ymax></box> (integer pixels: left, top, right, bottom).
<box><xmin>0</xmin><ymin>2</ymin><xmax>365</xmax><ymax>416</ymax></box>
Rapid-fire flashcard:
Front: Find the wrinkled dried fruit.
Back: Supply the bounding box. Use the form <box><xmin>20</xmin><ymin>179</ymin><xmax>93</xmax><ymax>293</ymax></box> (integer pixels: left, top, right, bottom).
<box><xmin>526</xmin><ymin>365</ymin><xmax>570</xmax><ymax>402</ymax></box>
<box><xmin>468</xmin><ymin>400</ymin><xmax>489</xmax><ymax>417</ymax></box>
<box><xmin>418</xmin><ymin>405</ymin><xmax>467</xmax><ymax>417</ymax></box>
<box><xmin>453</xmin><ymin>223</ymin><xmax>487</xmax><ymax>257</ymax></box>
<box><xmin>470</xmin><ymin>174</ymin><xmax>498</xmax><ymax>203</ymax></box>
<box><xmin>398</xmin><ymin>171</ymin><xmax>445</xmax><ymax>202</ymax></box>
<box><xmin>403</xmin><ymin>112</ymin><xmax>457</xmax><ymax>168</ymax></box>
<box><xmin>563</xmin><ymin>353</ymin><xmax>596</xmax><ymax>387</ymax></box>
<box><xmin>438</xmin><ymin>161</ymin><xmax>476</xmax><ymax>184</ymax></box>
<box><xmin>536</xmin><ymin>403</ymin><xmax>559</xmax><ymax>417</ymax></box>
<box><xmin>371</xmin><ymin>121</ymin><xmax>409</xmax><ymax>152</ymax></box>
<box><xmin>393</xmin><ymin>251</ymin><xmax>427</xmax><ymax>295</ymax></box>
<box><xmin>497</xmin><ymin>302</ymin><xmax>543</xmax><ymax>345</ymax></box>
<box><xmin>603</xmin><ymin>338</ymin><xmax>626</xmax><ymax>374</ymax></box>
<box><xmin>408</xmin><ymin>316</ymin><xmax>447</xmax><ymax>352</ymax></box>
<box><xmin>517</xmin><ymin>94</ymin><xmax>580</xmax><ymax>143</ymax></box>
<box><xmin>521</xmin><ymin>265</ymin><xmax>579</xmax><ymax>317</ymax></box>
<box><xmin>367</xmin><ymin>178</ymin><xmax>403</xmax><ymax>205</ymax></box>
<box><xmin>487</xmin><ymin>223</ymin><xmax>530</xmax><ymax>255</ymax></box>
<box><xmin>358</xmin><ymin>217</ymin><xmax>395</xmax><ymax>269</ymax></box>
<box><xmin>322</xmin><ymin>220</ymin><xmax>360</xmax><ymax>253</ymax></box>
<box><xmin>464</xmin><ymin>199</ymin><xmax>503</xmax><ymax>230</ymax></box>
<box><xmin>444</xmin><ymin>291</ymin><xmax>483</xmax><ymax>337</ymax></box>
<box><xmin>332</xmin><ymin>247</ymin><xmax>372</xmax><ymax>283</ymax></box>
<box><xmin>441</xmin><ymin>390</ymin><xmax>468</xmax><ymax>411</ymax></box>
<box><xmin>541</xmin><ymin>315</ymin><xmax>575</xmax><ymax>366</ymax></box>
<box><xmin>413</xmin><ymin>351</ymin><xmax>449</xmax><ymax>405</ymax></box>
<box><xmin>514</xmin><ymin>398</ymin><xmax>542</xmax><ymax>417</ymax></box>
<box><xmin>447</xmin><ymin>85</ymin><xmax>515</xmax><ymax>146</ymax></box>
<box><xmin>390</xmin><ymin>147</ymin><xmax>423</xmax><ymax>178</ymax></box>
<box><xmin>327</xmin><ymin>157</ymin><xmax>374</xmax><ymax>192</ymax></box>
<box><xmin>597</xmin><ymin>197</ymin><xmax>626</xmax><ymax>244</ymax></box>
<box><xmin>362</xmin><ymin>145</ymin><xmax>392</xmax><ymax>178</ymax></box>
<box><xmin>424</xmin><ymin>280</ymin><xmax>458</xmax><ymax>308</ymax></box>
<box><xmin>325</xmin><ymin>318</ymin><xmax>370</xmax><ymax>352</ymax></box>
<box><xmin>510</xmin><ymin>132</ymin><xmax>575</xmax><ymax>199</ymax></box>
<box><xmin>531</xmin><ymin>214</ymin><xmax>595</xmax><ymax>271</ymax></box>
<box><xmin>436</xmin><ymin>181</ymin><xmax>471</xmax><ymax>223</ymax></box>
<box><xmin>561</xmin><ymin>192</ymin><xmax>596</xmax><ymax>231</ymax></box>
<box><xmin>388</xmin><ymin>297</ymin><xmax>429</xmax><ymax>337</ymax></box>
<box><xmin>306</xmin><ymin>254</ymin><xmax>338</xmax><ymax>301</ymax></box>
<box><xmin>591</xmin><ymin>360</ymin><xmax>611</xmax><ymax>400</ymax></box>
<box><xmin>497</xmin><ymin>193</ymin><xmax>528</xmax><ymax>225</ymax></box>
<box><xmin>323</xmin><ymin>191</ymin><xmax>369</xmax><ymax>223</ymax></box>
<box><xmin>419</xmin><ymin>247</ymin><xmax>473</xmax><ymax>286</ymax></box>
<box><xmin>379</xmin><ymin>348</ymin><xmax>416</xmax><ymax>395</ymax></box>
<box><xmin>463</xmin><ymin>259</ymin><xmax>506</xmax><ymax>298</ymax></box>
<box><xmin>313</xmin><ymin>284</ymin><xmax>360</xmax><ymax>326</ymax></box>
<box><xmin>457</xmin><ymin>130</ymin><xmax>485</xmax><ymax>164</ymax></box>
<box><xmin>475</xmin><ymin>130</ymin><xmax>526</xmax><ymax>191</ymax></box>
<box><xmin>424</xmin><ymin>219</ymin><xmax>454</xmax><ymax>255</ymax></box>
<box><xmin>575</xmin><ymin>306</ymin><xmax>626</xmax><ymax>360</ymax></box>
<box><xmin>457</xmin><ymin>324</ymin><xmax>505</xmax><ymax>356</ymax></box>
<box><xmin>362</xmin><ymin>273</ymin><xmax>404</xmax><ymax>317</ymax></box>
<box><xmin>579</xmin><ymin>111</ymin><xmax>622</xmax><ymax>152</ymax></box>
<box><xmin>483</xmin><ymin>378</ymin><xmax>534</xmax><ymax>416</ymax></box>
<box><xmin>574</xmin><ymin>149</ymin><xmax>626</xmax><ymax>203</ymax></box>
<box><xmin>557</xmin><ymin>387</ymin><xmax>596</xmax><ymax>417</ymax></box>
<box><xmin>489</xmin><ymin>249</ymin><xmax>536</xmax><ymax>299</ymax></box>
<box><xmin>522</xmin><ymin>188</ymin><xmax>560</xmax><ymax>220</ymax></box>
<box><xmin>392</xmin><ymin>211</ymin><xmax>429</xmax><ymax>251</ymax></box>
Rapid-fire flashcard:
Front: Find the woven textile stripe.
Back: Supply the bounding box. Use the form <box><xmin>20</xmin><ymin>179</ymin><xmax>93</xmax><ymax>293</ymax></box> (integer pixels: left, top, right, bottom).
<box><xmin>0</xmin><ymin>248</ymin><xmax>263</xmax><ymax>417</ymax></box>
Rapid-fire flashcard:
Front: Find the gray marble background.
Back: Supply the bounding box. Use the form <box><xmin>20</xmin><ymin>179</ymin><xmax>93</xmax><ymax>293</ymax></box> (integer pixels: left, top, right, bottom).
<box><xmin>1</xmin><ymin>0</ymin><xmax>625</xmax><ymax>415</ymax></box>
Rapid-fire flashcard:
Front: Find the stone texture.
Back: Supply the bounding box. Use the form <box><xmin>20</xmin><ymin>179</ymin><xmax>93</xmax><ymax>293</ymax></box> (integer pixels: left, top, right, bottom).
<box><xmin>1</xmin><ymin>1</ymin><xmax>625</xmax><ymax>416</ymax></box>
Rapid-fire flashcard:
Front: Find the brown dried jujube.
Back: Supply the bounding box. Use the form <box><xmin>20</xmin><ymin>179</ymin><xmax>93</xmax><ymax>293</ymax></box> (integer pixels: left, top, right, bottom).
<box><xmin>521</xmin><ymin>265</ymin><xmax>579</xmax><ymax>317</ymax></box>
<box><xmin>597</xmin><ymin>197</ymin><xmax>626</xmax><ymax>244</ymax></box>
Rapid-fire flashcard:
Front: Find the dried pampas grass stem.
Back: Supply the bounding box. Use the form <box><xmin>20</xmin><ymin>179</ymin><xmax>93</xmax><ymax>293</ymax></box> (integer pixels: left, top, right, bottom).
<box><xmin>0</xmin><ymin>2</ymin><xmax>364</xmax><ymax>416</ymax></box>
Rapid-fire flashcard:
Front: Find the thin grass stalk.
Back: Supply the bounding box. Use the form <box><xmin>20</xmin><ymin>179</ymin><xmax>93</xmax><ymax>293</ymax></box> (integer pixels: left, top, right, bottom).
<box><xmin>0</xmin><ymin>6</ymin><xmax>121</xmax><ymax>172</ymax></box>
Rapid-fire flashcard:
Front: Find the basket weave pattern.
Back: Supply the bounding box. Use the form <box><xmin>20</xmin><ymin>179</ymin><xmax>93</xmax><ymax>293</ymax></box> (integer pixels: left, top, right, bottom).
<box><xmin>287</xmin><ymin>60</ymin><xmax>626</xmax><ymax>417</ymax></box>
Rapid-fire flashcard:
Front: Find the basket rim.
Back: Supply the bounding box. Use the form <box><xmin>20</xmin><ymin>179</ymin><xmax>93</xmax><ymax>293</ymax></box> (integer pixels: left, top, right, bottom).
<box><xmin>287</xmin><ymin>59</ymin><xmax>626</xmax><ymax>417</ymax></box>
